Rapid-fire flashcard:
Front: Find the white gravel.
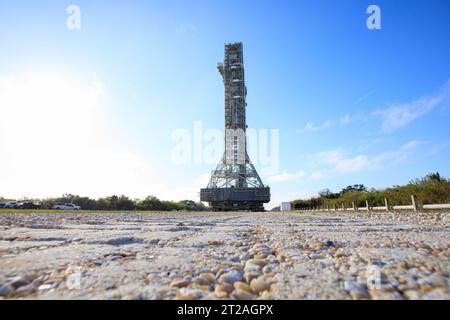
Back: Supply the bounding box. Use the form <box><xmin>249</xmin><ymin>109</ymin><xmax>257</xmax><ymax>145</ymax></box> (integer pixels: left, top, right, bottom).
<box><xmin>0</xmin><ymin>211</ymin><xmax>448</xmax><ymax>300</ymax></box>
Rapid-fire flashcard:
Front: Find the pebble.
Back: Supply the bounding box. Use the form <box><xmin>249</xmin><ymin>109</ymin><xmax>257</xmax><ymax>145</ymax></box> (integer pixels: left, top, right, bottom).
<box><xmin>244</xmin><ymin>271</ymin><xmax>261</xmax><ymax>283</ymax></box>
<box><xmin>0</xmin><ymin>284</ymin><xmax>14</xmax><ymax>297</ymax></box>
<box><xmin>66</xmin><ymin>273</ymin><xmax>82</xmax><ymax>290</ymax></box>
<box><xmin>250</xmin><ymin>277</ymin><xmax>270</xmax><ymax>294</ymax></box>
<box><xmin>369</xmin><ymin>289</ymin><xmax>404</xmax><ymax>300</ymax></box>
<box><xmin>245</xmin><ymin>259</ymin><xmax>267</xmax><ymax>268</ymax></box>
<box><xmin>199</xmin><ymin>272</ymin><xmax>215</xmax><ymax>283</ymax></box>
<box><xmin>214</xmin><ymin>283</ymin><xmax>233</xmax><ymax>298</ymax></box>
<box><xmin>9</xmin><ymin>276</ymin><xmax>32</xmax><ymax>289</ymax></box>
<box><xmin>233</xmin><ymin>281</ymin><xmax>252</xmax><ymax>292</ymax></box>
<box><xmin>344</xmin><ymin>281</ymin><xmax>370</xmax><ymax>300</ymax></box>
<box><xmin>403</xmin><ymin>290</ymin><xmax>422</xmax><ymax>300</ymax></box>
<box><xmin>14</xmin><ymin>284</ymin><xmax>36</xmax><ymax>297</ymax></box>
<box><xmin>231</xmin><ymin>289</ymin><xmax>256</xmax><ymax>300</ymax></box>
<box><xmin>176</xmin><ymin>288</ymin><xmax>203</xmax><ymax>300</ymax></box>
<box><xmin>334</xmin><ymin>248</ymin><xmax>346</xmax><ymax>258</ymax></box>
<box><xmin>419</xmin><ymin>274</ymin><xmax>448</xmax><ymax>287</ymax></box>
<box><xmin>239</xmin><ymin>252</ymin><xmax>252</xmax><ymax>261</ymax></box>
<box><xmin>244</xmin><ymin>264</ymin><xmax>262</xmax><ymax>273</ymax></box>
<box><xmin>38</xmin><ymin>284</ymin><xmax>55</xmax><ymax>291</ymax></box>
<box><xmin>262</xmin><ymin>264</ymin><xmax>279</xmax><ymax>274</ymax></box>
<box><xmin>208</xmin><ymin>240</ymin><xmax>224</xmax><ymax>246</ymax></box>
<box><xmin>219</xmin><ymin>270</ymin><xmax>243</xmax><ymax>284</ymax></box>
<box><xmin>227</xmin><ymin>256</ymin><xmax>240</xmax><ymax>263</ymax></box>
<box><xmin>422</xmin><ymin>288</ymin><xmax>450</xmax><ymax>300</ymax></box>
<box><xmin>170</xmin><ymin>279</ymin><xmax>190</xmax><ymax>288</ymax></box>
<box><xmin>323</xmin><ymin>240</ymin><xmax>336</xmax><ymax>247</ymax></box>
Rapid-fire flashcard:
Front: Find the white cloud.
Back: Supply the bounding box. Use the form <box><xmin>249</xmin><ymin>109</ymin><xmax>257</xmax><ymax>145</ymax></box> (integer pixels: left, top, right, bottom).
<box><xmin>300</xmin><ymin>80</ymin><xmax>450</xmax><ymax>134</ymax></box>
<box><xmin>372</xmin><ymin>79</ymin><xmax>450</xmax><ymax>132</ymax></box>
<box><xmin>309</xmin><ymin>140</ymin><xmax>423</xmax><ymax>176</ymax></box>
<box><xmin>267</xmin><ymin>170</ymin><xmax>305</xmax><ymax>183</ymax></box>
<box><xmin>313</xmin><ymin>150</ymin><xmax>369</xmax><ymax>174</ymax></box>
<box><xmin>370</xmin><ymin>140</ymin><xmax>423</xmax><ymax>168</ymax></box>
<box><xmin>340</xmin><ymin>113</ymin><xmax>366</xmax><ymax>125</ymax></box>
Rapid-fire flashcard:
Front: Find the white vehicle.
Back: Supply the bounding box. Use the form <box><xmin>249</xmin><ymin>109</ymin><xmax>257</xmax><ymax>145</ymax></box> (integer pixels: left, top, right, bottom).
<box><xmin>53</xmin><ymin>203</ymin><xmax>81</xmax><ymax>210</ymax></box>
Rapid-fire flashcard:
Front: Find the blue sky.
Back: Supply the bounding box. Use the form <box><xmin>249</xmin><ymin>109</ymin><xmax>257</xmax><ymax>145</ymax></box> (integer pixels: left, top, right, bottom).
<box><xmin>1</xmin><ymin>0</ymin><xmax>449</xmax><ymax>207</ymax></box>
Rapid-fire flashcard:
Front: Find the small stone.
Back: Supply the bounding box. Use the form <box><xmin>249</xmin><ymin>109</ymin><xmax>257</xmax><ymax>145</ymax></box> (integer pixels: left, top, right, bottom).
<box><xmin>244</xmin><ymin>264</ymin><xmax>262</xmax><ymax>273</ymax></box>
<box><xmin>219</xmin><ymin>270</ymin><xmax>243</xmax><ymax>284</ymax></box>
<box><xmin>255</xmin><ymin>246</ymin><xmax>271</xmax><ymax>254</ymax></box>
<box><xmin>214</xmin><ymin>283</ymin><xmax>233</xmax><ymax>298</ymax></box>
<box><xmin>344</xmin><ymin>281</ymin><xmax>369</xmax><ymax>300</ymax></box>
<box><xmin>0</xmin><ymin>284</ymin><xmax>14</xmax><ymax>297</ymax></box>
<box><xmin>208</xmin><ymin>240</ymin><xmax>224</xmax><ymax>246</ymax></box>
<box><xmin>262</xmin><ymin>264</ymin><xmax>278</xmax><ymax>274</ymax></box>
<box><xmin>403</xmin><ymin>290</ymin><xmax>422</xmax><ymax>300</ymax></box>
<box><xmin>370</xmin><ymin>289</ymin><xmax>404</xmax><ymax>300</ymax></box>
<box><xmin>323</xmin><ymin>240</ymin><xmax>335</xmax><ymax>247</ymax></box>
<box><xmin>244</xmin><ymin>271</ymin><xmax>261</xmax><ymax>283</ymax></box>
<box><xmin>66</xmin><ymin>273</ymin><xmax>82</xmax><ymax>290</ymax></box>
<box><xmin>422</xmin><ymin>274</ymin><xmax>448</xmax><ymax>287</ymax></box>
<box><xmin>231</xmin><ymin>289</ymin><xmax>256</xmax><ymax>300</ymax></box>
<box><xmin>250</xmin><ymin>277</ymin><xmax>270</xmax><ymax>294</ymax></box>
<box><xmin>227</xmin><ymin>256</ymin><xmax>240</xmax><ymax>263</ymax></box>
<box><xmin>199</xmin><ymin>272</ymin><xmax>216</xmax><ymax>283</ymax></box>
<box><xmin>176</xmin><ymin>288</ymin><xmax>202</xmax><ymax>300</ymax></box>
<box><xmin>170</xmin><ymin>279</ymin><xmax>190</xmax><ymax>288</ymax></box>
<box><xmin>14</xmin><ymin>284</ymin><xmax>36</xmax><ymax>297</ymax></box>
<box><xmin>239</xmin><ymin>252</ymin><xmax>252</xmax><ymax>261</ymax></box>
<box><xmin>38</xmin><ymin>284</ymin><xmax>54</xmax><ymax>291</ymax></box>
<box><xmin>233</xmin><ymin>281</ymin><xmax>252</xmax><ymax>292</ymax></box>
<box><xmin>421</xmin><ymin>288</ymin><xmax>450</xmax><ymax>300</ymax></box>
<box><xmin>246</xmin><ymin>259</ymin><xmax>267</xmax><ymax>268</ymax></box>
<box><xmin>9</xmin><ymin>276</ymin><xmax>32</xmax><ymax>289</ymax></box>
<box><xmin>334</xmin><ymin>248</ymin><xmax>346</xmax><ymax>258</ymax></box>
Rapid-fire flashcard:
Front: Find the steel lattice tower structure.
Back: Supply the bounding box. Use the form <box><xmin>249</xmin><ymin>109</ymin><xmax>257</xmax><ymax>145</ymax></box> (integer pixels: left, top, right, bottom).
<box><xmin>200</xmin><ymin>42</ymin><xmax>270</xmax><ymax>211</ymax></box>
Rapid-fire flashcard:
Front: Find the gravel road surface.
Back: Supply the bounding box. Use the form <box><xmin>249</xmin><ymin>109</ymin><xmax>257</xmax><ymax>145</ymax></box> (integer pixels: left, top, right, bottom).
<box><xmin>0</xmin><ymin>211</ymin><xmax>448</xmax><ymax>300</ymax></box>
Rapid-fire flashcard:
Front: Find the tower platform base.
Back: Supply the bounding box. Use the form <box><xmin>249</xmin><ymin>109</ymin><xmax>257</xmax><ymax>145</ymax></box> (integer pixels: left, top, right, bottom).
<box><xmin>200</xmin><ymin>187</ymin><xmax>270</xmax><ymax>212</ymax></box>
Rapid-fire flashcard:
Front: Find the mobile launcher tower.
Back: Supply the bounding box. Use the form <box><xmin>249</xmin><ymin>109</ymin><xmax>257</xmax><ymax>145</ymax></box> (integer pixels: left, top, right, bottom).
<box><xmin>200</xmin><ymin>42</ymin><xmax>270</xmax><ymax>211</ymax></box>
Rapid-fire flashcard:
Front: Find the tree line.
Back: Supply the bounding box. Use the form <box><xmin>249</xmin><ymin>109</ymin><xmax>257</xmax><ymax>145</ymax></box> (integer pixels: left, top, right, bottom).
<box><xmin>0</xmin><ymin>194</ymin><xmax>208</xmax><ymax>212</ymax></box>
<box><xmin>290</xmin><ymin>172</ymin><xmax>450</xmax><ymax>210</ymax></box>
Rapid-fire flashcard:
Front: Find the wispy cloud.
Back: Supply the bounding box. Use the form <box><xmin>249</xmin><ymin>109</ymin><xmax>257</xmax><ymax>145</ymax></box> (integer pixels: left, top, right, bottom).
<box><xmin>267</xmin><ymin>170</ymin><xmax>305</xmax><ymax>183</ymax></box>
<box><xmin>371</xmin><ymin>80</ymin><xmax>450</xmax><ymax>133</ymax></box>
<box><xmin>340</xmin><ymin>113</ymin><xmax>367</xmax><ymax>125</ymax></box>
<box><xmin>299</xmin><ymin>120</ymin><xmax>333</xmax><ymax>132</ymax></box>
<box><xmin>312</xmin><ymin>149</ymin><xmax>370</xmax><ymax>174</ymax></box>
<box><xmin>354</xmin><ymin>90</ymin><xmax>375</xmax><ymax>105</ymax></box>
<box><xmin>299</xmin><ymin>79</ymin><xmax>450</xmax><ymax>134</ymax></box>
<box><xmin>264</xmin><ymin>140</ymin><xmax>429</xmax><ymax>185</ymax></box>
<box><xmin>309</xmin><ymin>140</ymin><xmax>423</xmax><ymax>175</ymax></box>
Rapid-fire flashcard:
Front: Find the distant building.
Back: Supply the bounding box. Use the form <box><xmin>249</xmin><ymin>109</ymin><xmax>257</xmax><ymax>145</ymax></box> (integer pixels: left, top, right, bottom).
<box><xmin>281</xmin><ymin>202</ymin><xmax>292</xmax><ymax>212</ymax></box>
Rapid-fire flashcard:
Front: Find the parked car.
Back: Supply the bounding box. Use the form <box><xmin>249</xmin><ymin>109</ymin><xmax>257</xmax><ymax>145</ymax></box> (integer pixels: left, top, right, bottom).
<box><xmin>52</xmin><ymin>203</ymin><xmax>81</xmax><ymax>210</ymax></box>
<box><xmin>4</xmin><ymin>202</ymin><xmax>19</xmax><ymax>208</ymax></box>
<box><xmin>17</xmin><ymin>201</ymin><xmax>42</xmax><ymax>209</ymax></box>
<box><xmin>0</xmin><ymin>202</ymin><xmax>7</xmax><ymax>208</ymax></box>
